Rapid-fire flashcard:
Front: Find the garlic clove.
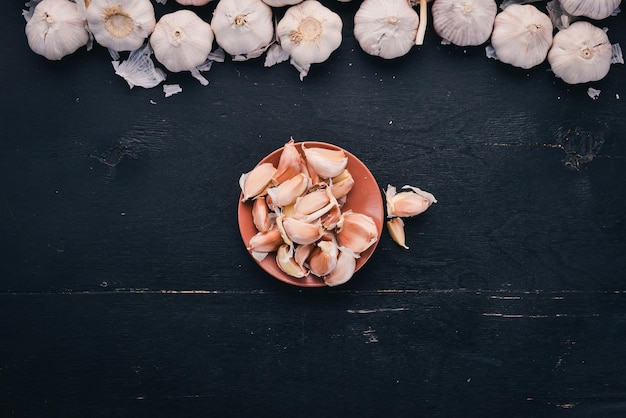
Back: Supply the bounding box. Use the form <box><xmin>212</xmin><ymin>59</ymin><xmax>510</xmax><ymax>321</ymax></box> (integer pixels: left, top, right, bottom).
<box><xmin>25</xmin><ymin>0</ymin><xmax>91</xmax><ymax>61</ymax></box>
<box><xmin>559</xmin><ymin>0</ymin><xmax>621</xmax><ymax>20</ymax></box>
<box><xmin>86</xmin><ymin>0</ymin><xmax>156</xmax><ymax>52</ymax></box>
<box><xmin>247</xmin><ymin>228</ymin><xmax>284</xmax><ymax>258</ymax></box>
<box><xmin>150</xmin><ymin>10</ymin><xmax>215</xmax><ymax>73</ymax></box>
<box><xmin>386</xmin><ymin>217</ymin><xmax>409</xmax><ymax>249</ymax></box>
<box><xmin>547</xmin><ymin>21</ymin><xmax>613</xmax><ymax>85</ymax></box>
<box><xmin>266</xmin><ymin>172</ymin><xmax>310</xmax><ymax>208</ymax></box>
<box><xmin>273</xmin><ymin>138</ymin><xmax>304</xmax><ymax>185</ymax></box>
<box><xmin>294</xmin><ymin>242</ymin><xmax>315</xmax><ymax>267</ymax></box>
<box><xmin>323</xmin><ymin>249</ymin><xmax>357</xmax><ymax>287</ymax></box>
<box><xmin>302</xmin><ymin>144</ymin><xmax>348</xmax><ymax>179</ymax></box>
<box><xmin>309</xmin><ymin>239</ymin><xmax>339</xmax><ymax>277</ymax></box>
<box><xmin>336</xmin><ymin>211</ymin><xmax>378</xmax><ymax>255</ymax></box>
<box><xmin>321</xmin><ymin>202</ymin><xmax>342</xmax><ymax>230</ymax></box>
<box><xmin>384</xmin><ymin>184</ymin><xmax>437</xmax><ymax>218</ymax></box>
<box><xmin>281</xmin><ymin>217</ymin><xmax>324</xmax><ymax>245</ymax></box>
<box><xmin>293</xmin><ymin>188</ymin><xmax>331</xmax><ymax>218</ymax></box>
<box><xmin>252</xmin><ymin>196</ymin><xmax>274</xmax><ymax>232</ymax></box>
<box><xmin>330</xmin><ymin>169</ymin><xmax>354</xmax><ymax>200</ymax></box>
<box><xmin>240</xmin><ymin>162</ymin><xmax>277</xmax><ymax>202</ymax></box>
<box><xmin>431</xmin><ymin>0</ymin><xmax>497</xmax><ymax>47</ymax></box>
<box><xmin>276</xmin><ymin>244</ymin><xmax>309</xmax><ymax>278</ymax></box>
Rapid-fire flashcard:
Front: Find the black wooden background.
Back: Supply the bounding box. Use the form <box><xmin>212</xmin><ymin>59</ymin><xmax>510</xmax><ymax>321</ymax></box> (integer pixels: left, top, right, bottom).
<box><xmin>1</xmin><ymin>1</ymin><xmax>625</xmax><ymax>416</ymax></box>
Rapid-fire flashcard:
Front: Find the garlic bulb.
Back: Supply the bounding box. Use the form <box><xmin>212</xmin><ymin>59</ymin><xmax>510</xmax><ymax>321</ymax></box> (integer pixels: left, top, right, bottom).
<box><xmin>86</xmin><ymin>0</ymin><xmax>156</xmax><ymax>52</ymax></box>
<box><xmin>211</xmin><ymin>0</ymin><xmax>274</xmax><ymax>61</ymax></box>
<box><xmin>175</xmin><ymin>0</ymin><xmax>214</xmax><ymax>5</ymax></box>
<box><xmin>262</xmin><ymin>0</ymin><xmax>303</xmax><ymax>6</ymax></box>
<box><xmin>547</xmin><ymin>21</ymin><xmax>613</xmax><ymax>84</ymax></box>
<box><xmin>559</xmin><ymin>0</ymin><xmax>621</xmax><ymax>20</ymax></box>
<box><xmin>25</xmin><ymin>0</ymin><xmax>90</xmax><ymax>60</ymax></box>
<box><xmin>353</xmin><ymin>0</ymin><xmax>419</xmax><ymax>59</ymax></box>
<box><xmin>276</xmin><ymin>0</ymin><xmax>343</xmax><ymax>80</ymax></box>
<box><xmin>150</xmin><ymin>10</ymin><xmax>214</xmax><ymax>73</ymax></box>
<box><xmin>491</xmin><ymin>4</ymin><xmax>553</xmax><ymax>69</ymax></box>
<box><xmin>431</xmin><ymin>0</ymin><xmax>497</xmax><ymax>46</ymax></box>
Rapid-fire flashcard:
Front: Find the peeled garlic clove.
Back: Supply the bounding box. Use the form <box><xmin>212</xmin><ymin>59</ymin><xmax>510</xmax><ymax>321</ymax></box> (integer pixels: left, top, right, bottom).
<box><xmin>336</xmin><ymin>212</ymin><xmax>378</xmax><ymax>255</ymax></box>
<box><xmin>276</xmin><ymin>244</ymin><xmax>308</xmax><ymax>278</ymax></box>
<box><xmin>385</xmin><ymin>184</ymin><xmax>437</xmax><ymax>218</ymax></box>
<box><xmin>240</xmin><ymin>162</ymin><xmax>277</xmax><ymax>202</ymax></box>
<box><xmin>86</xmin><ymin>0</ymin><xmax>156</xmax><ymax>52</ymax></box>
<box><xmin>431</xmin><ymin>0</ymin><xmax>497</xmax><ymax>47</ymax></box>
<box><xmin>559</xmin><ymin>0</ymin><xmax>621</xmax><ymax>20</ymax></box>
<box><xmin>247</xmin><ymin>228</ymin><xmax>284</xmax><ymax>260</ymax></box>
<box><xmin>330</xmin><ymin>169</ymin><xmax>354</xmax><ymax>200</ymax></box>
<box><xmin>547</xmin><ymin>21</ymin><xmax>613</xmax><ymax>85</ymax></box>
<box><xmin>324</xmin><ymin>249</ymin><xmax>357</xmax><ymax>287</ymax></box>
<box><xmin>149</xmin><ymin>10</ymin><xmax>215</xmax><ymax>73</ymax></box>
<box><xmin>353</xmin><ymin>0</ymin><xmax>419</xmax><ymax>59</ymax></box>
<box><xmin>302</xmin><ymin>144</ymin><xmax>348</xmax><ymax>179</ymax></box>
<box><xmin>309</xmin><ymin>239</ymin><xmax>339</xmax><ymax>277</ymax></box>
<box><xmin>211</xmin><ymin>0</ymin><xmax>274</xmax><ymax>61</ymax></box>
<box><xmin>281</xmin><ymin>217</ymin><xmax>324</xmax><ymax>245</ymax></box>
<box><xmin>252</xmin><ymin>196</ymin><xmax>274</xmax><ymax>232</ymax></box>
<box><xmin>25</xmin><ymin>0</ymin><xmax>90</xmax><ymax>61</ymax></box>
<box><xmin>274</xmin><ymin>139</ymin><xmax>304</xmax><ymax>185</ymax></box>
<box><xmin>387</xmin><ymin>217</ymin><xmax>408</xmax><ymax>249</ymax></box>
<box><xmin>276</xmin><ymin>0</ymin><xmax>343</xmax><ymax>80</ymax></box>
<box><xmin>490</xmin><ymin>4</ymin><xmax>553</xmax><ymax>70</ymax></box>
<box><xmin>266</xmin><ymin>172</ymin><xmax>309</xmax><ymax>207</ymax></box>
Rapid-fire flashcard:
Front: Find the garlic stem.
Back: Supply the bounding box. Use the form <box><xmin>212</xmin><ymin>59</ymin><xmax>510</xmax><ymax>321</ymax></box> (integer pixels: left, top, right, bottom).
<box><xmin>415</xmin><ymin>0</ymin><xmax>427</xmax><ymax>45</ymax></box>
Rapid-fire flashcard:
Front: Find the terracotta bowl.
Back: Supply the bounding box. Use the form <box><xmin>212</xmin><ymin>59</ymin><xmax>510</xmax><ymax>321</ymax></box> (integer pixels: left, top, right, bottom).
<box><xmin>238</xmin><ymin>142</ymin><xmax>384</xmax><ymax>287</ymax></box>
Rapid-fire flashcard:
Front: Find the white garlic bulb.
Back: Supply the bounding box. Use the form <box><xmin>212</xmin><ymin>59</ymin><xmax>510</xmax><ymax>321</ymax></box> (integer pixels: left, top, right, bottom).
<box><xmin>431</xmin><ymin>0</ymin><xmax>497</xmax><ymax>46</ymax></box>
<box><xmin>86</xmin><ymin>0</ymin><xmax>156</xmax><ymax>52</ymax></box>
<box><xmin>276</xmin><ymin>0</ymin><xmax>343</xmax><ymax>80</ymax></box>
<box><xmin>25</xmin><ymin>0</ymin><xmax>90</xmax><ymax>60</ymax></box>
<box><xmin>547</xmin><ymin>21</ymin><xmax>613</xmax><ymax>84</ymax></box>
<box><xmin>262</xmin><ymin>0</ymin><xmax>303</xmax><ymax>6</ymax></box>
<box><xmin>175</xmin><ymin>0</ymin><xmax>215</xmax><ymax>5</ymax></box>
<box><xmin>491</xmin><ymin>4</ymin><xmax>553</xmax><ymax>69</ymax></box>
<box><xmin>353</xmin><ymin>0</ymin><xmax>419</xmax><ymax>59</ymax></box>
<box><xmin>559</xmin><ymin>0</ymin><xmax>621</xmax><ymax>20</ymax></box>
<box><xmin>150</xmin><ymin>10</ymin><xmax>214</xmax><ymax>73</ymax></box>
<box><xmin>211</xmin><ymin>0</ymin><xmax>274</xmax><ymax>61</ymax></box>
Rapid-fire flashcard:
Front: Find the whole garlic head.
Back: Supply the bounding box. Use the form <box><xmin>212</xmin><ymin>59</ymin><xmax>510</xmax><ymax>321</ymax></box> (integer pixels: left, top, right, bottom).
<box><xmin>150</xmin><ymin>10</ymin><xmax>214</xmax><ymax>73</ymax></box>
<box><xmin>86</xmin><ymin>0</ymin><xmax>156</xmax><ymax>52</ymax></box>
<box><xmin>25</xmin><ymin>0</ymin><xmax>90</xmax><ymax>60</ymax></box>
<box><xmin>262</xmin><ymin>0</ymin><xmax>304</xmax><ymax>6</ymax></box>
<box><xmin>175</xmin><ymin>0</ymin><xmax>215</xmax><ymax>5</ymax></box>
<box><xmin>559</xmin><ymin>0</ymin><xmax>621</xmax><ymax>20</ymax></box>
<box><xmin>353</xmin><ymin>0</ymin><xmax>419</xmax><ymax>59</ymax></box>
<box><xmin>431</xmin><ymin>0</ymin><xmax>497</xmax><ymax>46</ymax></box>
<box><xmin>547</xmin><ymin>21</ymin><xmax>613</xmax><ymax>84</ymax></box>
<box><xmin>276</xmin><ymin>0</ymin><xmax>343</xmax><ymax>80</ymax></box>
<box><xmin>211</xmin><ymin>0</ymin><xmax>274</xmax><ymax>61</ymax></box>
<box><xmin>491</xmin><ymin>4</ymin><xmax>553</xmax><ymax>69</ymax></box>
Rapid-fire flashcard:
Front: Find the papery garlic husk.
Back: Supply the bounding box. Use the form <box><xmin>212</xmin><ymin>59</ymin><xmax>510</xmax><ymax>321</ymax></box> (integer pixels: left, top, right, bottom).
<box><xmin>324</xmin><ymin>249</ymin><xmax>357</xmax><ymax>287</ymax></box>
<box><xmin>281</xmin><ymin>217</ymin><xmax>324</xmax><ymax>245</ymax></box>
<box><xmin>431</xmin><ymin>0</ymin><xmax>497</xmax><ymax>46</ymax></box>
<box><xmin>276</xmin><ymin>0</ymin><xmax>343</xmax><ymax>80</ymax></box>
<box><xmin>302</xmin><ymin>144</ymin><xmax>348</xmax><ymax>179</ymax></box>
<box><xmin>86</xmin><ymin>0</ymin><xmax>156</xmax><ymax>52</ymax></box>
<box><xmin>211</xmin><ymin>0</ymin><xmax>274</xmax><ymax>61</ymax></box>
<box><xmin>385</xmin><ymin>184</ymin><xmax>437</xmax><ymax>218</ymax></box>
<box><xmin>149</xmin><ymin>10</ymin><xmax>214</xmax><ymax>73</ymax></box>
<box><xmin>276</xmin><ymin>244</ymin><xmax>309</xmax><ymax>278</ymax></box>
<box><xmin>274</xmin><ymin>138</ymin><xmax>304</xmax><ymax>184</ymax></box>
<box><xmin>387</xmin><ymin>217</ymin><xmax>408</xmax><ymax>249</ymax></box>
<box><xmin>309</xmin><ymin>239</ymin><xmax>339</xmax><ymax>277</ymax></box>
<box><xmin>266</xmin><ymin>172</ymin><xmax>309</xmax><ymax>207</ymax></box>
<box><xmin>248</xmin><ymin>228</ymin><xmax>284</xmax><ymax>260</ymax></box>
<box><xmin>240</xmin><ymin>162</ymin><xmax>277</xmax><ymax>201</ymax></box>
<box><xmin>112</xmin><ymin>43</ymin><xmax>167</xmax><ymax>89</ymax></box>
<box><xmin>559</xmin><ymin>0</ymin><xmax>621</xmax><ymax>20</ymax></box>
<box><xmin>25</xmin><ymin>0</ymin><xmax>90</xmax><ymax>60</ymax></box>
<box><xmin>353</xmin><ymin>0</ymin><xmax>419</xmax><ymax>59</ymax></box>
<box><xmin>263</xmin><ymin>0</ymin><xmax>303</xmax><ymax>6</ymax></box>
<box><xmin>547</xmin><ymin>21</ymin><xmax>613</xmax><ymax>85</ymax></box>
<box><xmin>252</xmin><ymin>196</ymin><xmax>274</xmax><ymax>232</ymax></box>
<box><xmin>336</xmin><ymin>212</ymin><xmax>378</xmax><ymax>255</ymax></box>
<box><xmin>491</xmin><ymin>4</ymin><xmax>553</xmax><ymax>70</ymax></box>
<box><xmin>175</xmin><ymin>0</ymin><xmax>214</xmax><ymax>6</ymax></box>
<box><xmin>330</xmin><ymin>169</ymin><xmax>354</xmax><ymax>200</ymax></box>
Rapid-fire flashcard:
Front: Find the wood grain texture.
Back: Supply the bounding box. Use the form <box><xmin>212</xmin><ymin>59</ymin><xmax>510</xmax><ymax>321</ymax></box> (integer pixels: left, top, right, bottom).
<box><xmin>1</xmin><ymin>1</ymin><xmax>625</xmax><ymax>416</ymax></box>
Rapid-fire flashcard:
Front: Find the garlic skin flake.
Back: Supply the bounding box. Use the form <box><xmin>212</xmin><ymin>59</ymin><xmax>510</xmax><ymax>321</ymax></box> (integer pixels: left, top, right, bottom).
<box><xmin>354</xmin><ymin>0</ymin><xmax>419</xmax><ymax>59</ymax></box>
<box><xmin>211</xmin><ymin>0</ymin><xmax>274</xmax><ymax>62</ymax></box>
<box><xmin>150</xmin><ymin>10</ymin><xmax>214</xmax><ymax>73</ymax></box>
<box><xmin>491</xmin><ymin>4</ymin><xmax>553</xmax><ymax>70</ymax></box>
<box><xmin>559</xmin><ymin>0</ymin><xmax>621</xmax><ymax>20</ymax></box>
<box><xmin>548</xmin><ymin>21</ymin><xmax>613</xmax><ymax>84</ymax></box>
<box><xmin>431</xmin><ymin>0</ymin><xmax>497</xmax><ymax>47</ymax></box>
<box><xmin>25</xmin><ymin>0</ymin><xmax>90</xmax><ymax>60</ymax></box>
<box><xmin>87</xmin><ymin>0</ymin><xmax>156</xmax><ymax>52</ymax></box>
<box><xmin>276</xmin><ymin>0</ymin><xmax>343</xmax><ymax>80</ymax></box>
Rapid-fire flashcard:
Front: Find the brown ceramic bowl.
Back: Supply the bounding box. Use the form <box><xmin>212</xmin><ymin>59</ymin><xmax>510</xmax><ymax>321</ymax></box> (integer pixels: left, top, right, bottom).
<box><xmin>238</xmin><ymin>141</ymin><xmax>384</xmax><ymax>287</ymax></box>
